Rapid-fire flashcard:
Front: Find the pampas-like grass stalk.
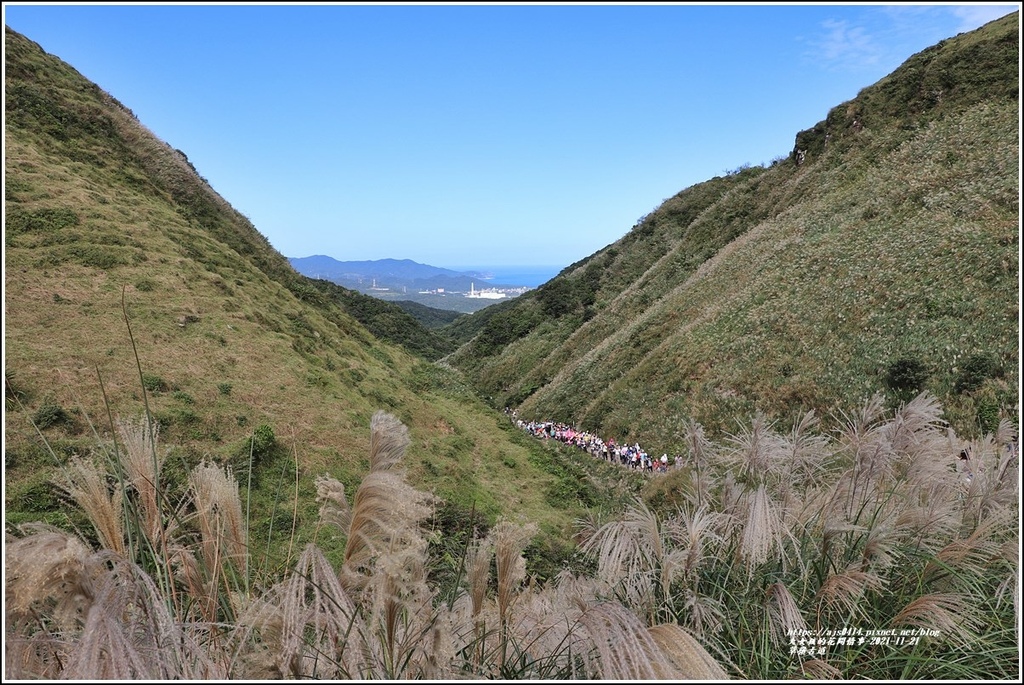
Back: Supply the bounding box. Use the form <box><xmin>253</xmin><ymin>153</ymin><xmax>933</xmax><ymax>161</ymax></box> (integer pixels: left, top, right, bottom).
<box><xmin>778</xmin><ymin>409</ymin><xmax>830</xmax><ymax>487</ymax></box>
<box><xmin>60</xmin><ymin>550</ymin><xmax>226</xmax><ymax>680</ymax></box>
<box><xmin>466</xmin><ymin>536</ymin><xmax>494</xmax><ymax>619</ymax></box>
<box><xmin>327</xmin><ymin>411</ymin><xmax>446</xmax><ymax>678</ymax></box>
<box><xmin>188</xmin><ymin>460</ymin><xmax>248</xmax><ymax>568</ymax></box>
<box><xmin>576</xmin><ymin>602</ymin><xmax>663</xmax><ymax>679</ymax></box>
<box><xmin>890</xmin><ymin>591</ymin><xmax>983</xmax><ymax>647</ymax></box>
<box><xmin>314</xmin><ymin>473</ymin><xmax>351</xmax><ymax>535</ymax></box>
<box><xmin>492</xmin><ymin>518</ymin><xmax>538</xmax><ymax>631</ymax></box>
<box><xmin>815</xmin><ymin>565</ymin><xmax>886</xmax><ymax>621</ymax></box>
<box><xmin>577</xmin><ymin>497</ymin><xmax>672</xmax><ymax>622</ymax></box>
<box><xmin>579</xmin><ymin>514</ymin><xmax>640</xmax><ymax>587</ymax></box>
<box><xmin>738</xmin><ymin>485</ymin><xmax>784</xmax><ymax>572</ymax></box>
<box><xmin>5</xmin><ymin>524</ymin><xmax>98</xmax><ymax>631</ymax></box>
<box><xmin>678</xmin><ymin>586</ymin><xmax>727</xmax><ymax>638</ymax></box>
<box><xmin>924</xmin><ymin>505</ymin><xmax>1014</xmax><ymax>583</ymax></box>
<box><xmin>799</xmin><ymin>658</ymin><xmax>843</xmax><ymax>679</ymax></box>
<box><xmin>340</xmin><ymin>411</ymin><xmax>435</xmax><ymax>588</ymax></box>
<box><xmin>882</xmin><ymin>391</ymin><xmax>947</xmax><ymax>458</ymax></box>
<box><xmin>647</xmin><ymin>622</ymin><xmax>730</xmax><ymax>680</ymax></box>
<box><xmin>683</xmin><ymin>418</ymin><xmax>717</xmax><ymax>507</ymax></box>
<box><xmin>234</xmin><ymin>542</ymin><xmax>366</xmax><ymax>679</ymax></box>
<box><xmin>577</xmin><ymin>602</ymin><xmax>726</xmax><ymax>679</ymax></box>
<box><xmin>765</xmin><ymin>581</ymin><xmax>806</xmax><ymax>650</ymax></box>
<box><xmin>722</xmin><ymin>411</ymin><xmax>786</xmax><ymax>483</ymax></box>
<box><xmin>961</xmin><ymin>433</ymin><xmax>1020</xmax><ymax>526</ymax></box>
<box><xmin>55</xmin><ymin>456</ymin><xmax>125</xmax><ymax>556</ymax></box>
<box><xmin>116</xmin><ymin>414</ymin><xmax>165</xmax><ymax>546</ymax></box>
<box><xmin>677</xmin><ymin>501</ymin><xmax>726</xmax><ymax>579</ymax></box>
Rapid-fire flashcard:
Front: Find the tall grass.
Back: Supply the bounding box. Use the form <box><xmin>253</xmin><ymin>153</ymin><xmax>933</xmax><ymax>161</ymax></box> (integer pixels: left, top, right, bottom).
<box><xmin>4</xmin><ymin>397</ymin><xmax>723</xmax><ymax>679</ymax></box>
<box><xmin>5</xmin><ymin>390</ymin><xmax>1017</xmax><ymax>679</ymax></box>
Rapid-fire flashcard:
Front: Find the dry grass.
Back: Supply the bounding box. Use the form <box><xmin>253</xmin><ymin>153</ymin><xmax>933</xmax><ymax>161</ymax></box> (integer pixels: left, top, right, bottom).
<box><xmin>6</xmin><ymin>392</ymin><xmax>1018</xmax><ymax>680</ymax></box>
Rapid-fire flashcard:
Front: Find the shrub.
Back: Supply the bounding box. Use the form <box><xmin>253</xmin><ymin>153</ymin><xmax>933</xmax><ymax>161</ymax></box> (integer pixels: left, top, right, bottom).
<box><xmin>885</xmin><ymin>357</ymin><xmax>929</xmax><ymax>394</ymax></box>
<box><xmin>172</xmin><ymin>390</ymin><xmax>195</xmax><ymax>405</ymax></box>
<box><xmin>955</xmin><ymin>353</ymin><xmax>1000</xmax><ymax>393</ymax></box>
<box><xmin>141</xmin><ymin>373</ymin><xmax>168</xmax><ymax>392</ymax></box>
<box><xmin>250</xmin><ymin>423</ymin><xmax>276</xmax><ymax>460</ymax></box>
<box><xmin>32</xmin><ymin>400</ymin><xmax>71</xmax><ymax>429</ymax></box>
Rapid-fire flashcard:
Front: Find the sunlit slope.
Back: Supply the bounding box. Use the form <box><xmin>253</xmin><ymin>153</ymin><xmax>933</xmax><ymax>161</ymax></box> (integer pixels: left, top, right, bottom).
<box><xmin>446</xmin><ymin>12</ymin><xmax>1019</xmax><ymax>445</ymax></box>
<box><xmin>3</xmin><ymin>25</ymin><xmax>604</xmax><ymax>548</ymax></box>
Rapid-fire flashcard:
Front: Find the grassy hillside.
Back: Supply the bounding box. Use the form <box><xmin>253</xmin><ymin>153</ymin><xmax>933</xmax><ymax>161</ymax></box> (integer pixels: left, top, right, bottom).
<box><xmin>445</xmin><ymin>12</ymin><xmax>1019</xmax><ymax>450</ymax></box>
<box><xmin>2</xmin><ymin>25</ymin><xmax>640</xmax><ymax>572</ymax></box>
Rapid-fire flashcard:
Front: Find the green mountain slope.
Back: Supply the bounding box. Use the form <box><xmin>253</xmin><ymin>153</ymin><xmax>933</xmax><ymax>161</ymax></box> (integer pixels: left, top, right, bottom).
<box><xmin>445</xmin><ymin>12</ymin><xmax>1019</xmax><ymax>447</ymax></box>
<box><xmin>3</xmin><ymin>25</ymin><xmax>639</xmax><ymax>568</ymax></box>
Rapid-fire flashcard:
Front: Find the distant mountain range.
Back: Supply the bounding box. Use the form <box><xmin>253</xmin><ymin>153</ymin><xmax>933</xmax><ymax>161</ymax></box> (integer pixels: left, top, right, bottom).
<box><xmin>289</xmin><ymin>256</ymin><xmax>490</xmax><ymax>283</ymax></box>
<box><xmin>288</xmin><ymin>255</ymin><xmax>532</xmax><ymax>313</ymax></box>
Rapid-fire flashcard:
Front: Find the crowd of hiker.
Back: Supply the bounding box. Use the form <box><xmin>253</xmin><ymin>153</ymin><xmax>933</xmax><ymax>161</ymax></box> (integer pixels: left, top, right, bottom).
<box><xmin>506</xmin><ymin>408</ymin><xmax>1020</xmax><ymax>482</ymax></box>
<box><xmin>506</xmin><ymin>409</ymin><xmax>681</xmax><ymax>474</ymax></box>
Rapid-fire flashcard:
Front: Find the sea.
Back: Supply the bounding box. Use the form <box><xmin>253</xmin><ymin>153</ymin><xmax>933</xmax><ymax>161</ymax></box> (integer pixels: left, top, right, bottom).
<box><xmin>442</xmin><ymin>265</ymin><xmax>563</xmax><ymax>288</ymax></box>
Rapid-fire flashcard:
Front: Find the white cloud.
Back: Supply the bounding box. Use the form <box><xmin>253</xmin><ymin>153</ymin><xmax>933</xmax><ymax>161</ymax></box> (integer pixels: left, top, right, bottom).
<box><xmin>808</xmin><ymin>5</ymin><xmax>1016</xmax><ymax>74</ymax></box>
<box><xmin>947</xmin><ymin>5</ymin><xmax>1017</xmax><ymax>33</ymax></box>
<box><xmin>813</xmin><ymin>18</ymin><xmax>884</xmax><ymax>71</ymax></box>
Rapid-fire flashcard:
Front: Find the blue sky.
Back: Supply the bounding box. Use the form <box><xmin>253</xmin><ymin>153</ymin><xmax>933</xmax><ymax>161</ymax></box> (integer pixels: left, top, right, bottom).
<box><xmin>3</xmin><ymin>2</ymin><xmax>1017</xmax><ymax>269</ymax></box>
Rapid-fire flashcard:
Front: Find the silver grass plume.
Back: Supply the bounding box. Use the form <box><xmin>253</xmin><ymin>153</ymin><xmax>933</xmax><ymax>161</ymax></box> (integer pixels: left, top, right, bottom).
<box><xmin>882</xmin><ymin>392</ymin><xmax>947</xmax><ymax>459</ymax></box>
<box><xmin>577</xmin><ymin>602</ymin><xmax>727</xmax><ymax>679</ymax></box>
<box><xmin>5</xmin><ymin>524</ymin><xmax>98</xmax><ymax>632</ymax></box>
<box><xmin>233</xmin><ymin>543</ymin><xmax>366</xmax><ymax>679</ymax></box>
<box><xmin>188</xmin><ymin>460</ymin><xmax>247</xmax><ymax>568</ymax></box>
<box><xmin>116</xmin><ymin>414</ymin><xmax>166</xmax><ymax>546</ymax></box>
<box><xmin>340</xmin><ymin>411</ymin><xmax>435</xmax><ymax>589</ymax></box>
<box><xmin>890</xmin><ymin>592</ymin><xmax>983</xmax><ymax>647</ymax></box>
<box><xmin>765</xmin><ymin>581</ymin><xmax>807</xmax><ymax>650</ymax></box>
<box><xmin>59</xmin><ymin>550</ymin><xmax>225</xmax><ymax>679</ymax></box>
<box><xmin>466</xmin><ymin>536</ymin><xmax>494</xmax><ymax>618</ymax></box>
<box><xmin>682</xmin><ymin>418</ymin><xmax>717</xmax><ymax>506</ymax></box>
<box><xmin>331</xmin><ymin>411</ymin><xmax>444</xmax><ymax>678</ymax></box>
<box><xmin>815</xmin><ymin>564</ymin><xmax>886</xmax><ymax>622</ymax></box>
<box><xmin>738</xmin><ymin>485</ymin><xmax>785</xmax><ymax>572</ymax></box>
<box><xmin>799</xmin><ymin>658</ymin><xmax>843</xmax><ymax>679</ymax></box>
<box><xmin>577</xmin><ymin>498</ymin><xmax>661</xmax><ymax>619</ymax></box>
<box><xmin>492</xmin><ymin>518</ymin><xmax>538</xmax><ymax>630</ymax></box>
<box><xmin>778</xmin><ymin>409</ymin><xmax>830</xmax><ymax>487</ymax></box>
<box><xmin>647</xmin><ymin>622</ymin><xmax>731</xmax><ymax>680</ymax></box>
<box><xmin>678</xmin><ymin>586</ymin><xmax>727</xmax><ymax>638</ymax></box>
<box><xmin>676</xmin><ymin>501</ymin><xmax>727</xmax><ymax>579</ymax></box>
<box><xmin>315</xmin><ymin>473</ymin><xmax>351</xmax><ymax>534</ymax></box>
<box><xmin>722</xmin><ymin>411</ymin><xmax>787</xmax><ymax>483</ymax></box>
<box><xmin>925</xmin><ymin>505</ymin><xmax>1015</xmax><ymax>583</ymax></box>
<box><xmin>961</xmin><ymin>432</ymin><xmax>1019</xmax><ymax>525</ymax></box>
<box><xmin>54</xmin><ymin>456</ymin><xmax>125</xmax><ymax>556</ymax></box>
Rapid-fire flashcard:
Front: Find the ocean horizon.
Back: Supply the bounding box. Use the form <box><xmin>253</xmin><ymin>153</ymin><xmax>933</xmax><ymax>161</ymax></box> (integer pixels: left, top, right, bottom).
<box><xmin>442</xmin><ymin>264</ymin><xmax>563</xmax><ymax>288</ymax></box>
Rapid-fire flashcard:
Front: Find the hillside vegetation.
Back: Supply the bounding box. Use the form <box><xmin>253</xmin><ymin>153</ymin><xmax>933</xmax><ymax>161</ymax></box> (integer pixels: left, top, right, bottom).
<box><xmin>444</xmin><ymin>12</ymin><xmax>1019</xmax><ymax>451</ymax></box>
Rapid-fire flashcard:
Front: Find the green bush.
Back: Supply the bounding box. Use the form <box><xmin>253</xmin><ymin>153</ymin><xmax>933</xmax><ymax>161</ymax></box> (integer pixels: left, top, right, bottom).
<box><xmin>32</xmin><ymin>400</ymin><xmax>71</xmax><ymax>429</ymax></box>
<box><xmin>885</xmin><ymin>357</ymin><xmax>929</xmax><ymax>394</ymax></box>
<box><xmin>172</xmin><ymin>390</ymin><xmax>195</xmax><ymax>405</ymax></box>
<box><xmin>251</xmin><ymin>423</ymin><xmax>277</xmax><ymax>460</ymax></box>
<box><xmin>955</xmin><ymin>353</ymin><xmax>1000</xmax><ymax>393</ymax></box>
<box><xmin>142</xmin><ymin>373</ymin><xmax>168</xmax><ymax>392</ymax></box>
